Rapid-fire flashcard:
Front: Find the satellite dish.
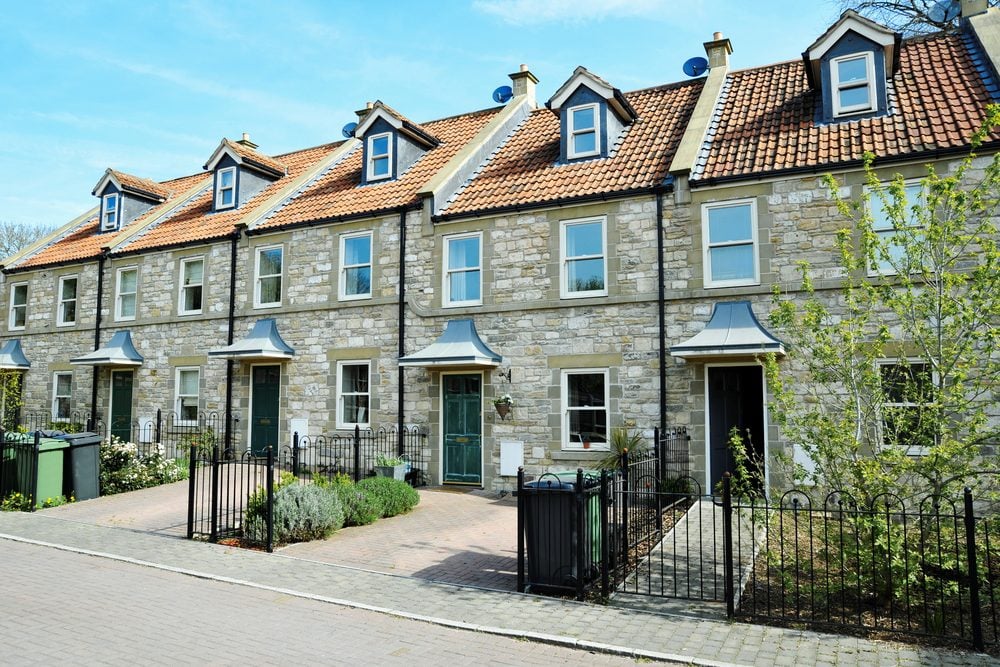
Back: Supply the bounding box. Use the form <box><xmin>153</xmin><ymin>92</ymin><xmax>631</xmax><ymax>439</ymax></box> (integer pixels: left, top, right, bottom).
<box><xmin>683</xmin><ymin>56</ymin><xmax>709</xmax><ymax>77</ymax></box>
<box><xmin>341</xmin><ymin>122</ymin><xmax>358</xmax><ymax>139</ymax></box>
<box><xmin>492</xmin><ymin>85</ymin><xmax>514</xmax><ymax>103</ymax></box>
<box><xmin>928</xmin><ymin>0</ymin><xmax>960</xmax><ymax>23</ymax></box>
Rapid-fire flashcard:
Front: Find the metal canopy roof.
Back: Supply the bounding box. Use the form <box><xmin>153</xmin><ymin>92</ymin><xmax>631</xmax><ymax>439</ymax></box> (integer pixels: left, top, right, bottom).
<box><xmin>399</xmin><ymin>319</ymin><xmax>502</xmax><ymax>368</ymax></box>
<box><xmin>0</xmin><ymin>339</ymin><xmax>30</xmax><ymax>370</ymax></box>
<box><xmin>71</xmin><ymin>331</ymin><xmax>144</xmax><ymax>366</ymax></box>
<box><xmin>208</xmin><ymin>318</ymin><xmax>295</xmax><ymax>361</ymax></box>
<box><xmin>669</xmin><ymin>301</ymin><xmax>786</xmax><ymax>360</ymax></box>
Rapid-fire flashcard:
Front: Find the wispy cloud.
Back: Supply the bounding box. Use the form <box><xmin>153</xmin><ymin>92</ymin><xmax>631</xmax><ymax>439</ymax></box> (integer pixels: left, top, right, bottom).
<box><xmin>472</xmin><ymin>0</ymin><xmax>674</xmax><ymax>25</ymax></box>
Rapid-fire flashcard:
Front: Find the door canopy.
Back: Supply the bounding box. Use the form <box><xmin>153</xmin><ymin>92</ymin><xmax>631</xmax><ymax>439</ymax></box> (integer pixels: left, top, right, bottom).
<box><xmin>399</xmin><ymin>319</ymin><xmax>502</xmax><ymax>369</ymax></box>
<box><xmin>670</xmin><ymin>301</ymin><xmax>786</xmax><ymax>360</ymax></box>
<box><xmin>71</xmin><ymin>331</ymin><xmax>144</xmax><ymax>366</ymax></box>
<box><xmin>208</xmin><ymin>318</ymin><xmax>295</xmax><ymax>361</ymax></box>
<box><xmin>0</xmin><ymin>339</ymin><xmax>30</xmax><ymax>370</ymax></box>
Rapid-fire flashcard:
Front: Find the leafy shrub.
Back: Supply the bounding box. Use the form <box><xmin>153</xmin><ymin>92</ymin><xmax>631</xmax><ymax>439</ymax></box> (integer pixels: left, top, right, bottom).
<box><xmin>0</xmin><ymin>492</ymin><xmax>73</xmax><ymax>512</ymax></box>
<box><xmin>246</xmin><ymin>471</ymin><xmax>297</xmax><ymax>521</ymax></box>
<box><xmin>335</xmin><ymin>484</ymin><xmax>384</xmax><ymax>526</ymax></box>
<box><xmin>1</xmin><ymin>492</ymin><xmax>33</xmax><ymax>512</ymax></box>
<box><xmin>99</xmin><ymin>437</ymin><xmax>188</xmax><ymax>495</ymax></box>
<box><xmin>356</xmin><ymin>476</ymin><xmax>419</xmax><ymax>518</ymax></box>
<box><xmin>245</xmin><ymin>483</ymin><xmax>344</xmax><ymax>544</ymax></box>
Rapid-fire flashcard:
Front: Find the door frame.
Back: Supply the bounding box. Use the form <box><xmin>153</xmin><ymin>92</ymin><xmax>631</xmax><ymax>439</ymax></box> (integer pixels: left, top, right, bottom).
<box><xmin>248</xmin><ymin>362</ymin><xmax>281</xmax><ymax>455</ymax></box>
<box><xmin>702</xmin><ymin>361</ymin><xmax>769</xmax><ymax>492</ymax></box>
<box><xmin>108</xmin><ymin>368</ymin><xmax>134</xmax><ymax>438</ymax></box>
<box><xmin>438</xmin><ymin>370</ymin><xmax>484</xmax><ymax>486</ymax></box>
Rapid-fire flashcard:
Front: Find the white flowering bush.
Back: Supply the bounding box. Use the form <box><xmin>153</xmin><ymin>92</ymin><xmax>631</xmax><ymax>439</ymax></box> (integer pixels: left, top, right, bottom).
<box><xmin>99</xmin><ymin>436</ymin><xmax>188</xmax><ymax>495</ymax></box>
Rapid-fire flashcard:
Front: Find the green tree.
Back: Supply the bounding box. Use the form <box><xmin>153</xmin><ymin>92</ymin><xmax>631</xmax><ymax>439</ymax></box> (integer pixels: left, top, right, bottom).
<box><xmin>764</xmin><ymin>105</ymin><xmax>1000</xmax><ymax>504</ymax></box>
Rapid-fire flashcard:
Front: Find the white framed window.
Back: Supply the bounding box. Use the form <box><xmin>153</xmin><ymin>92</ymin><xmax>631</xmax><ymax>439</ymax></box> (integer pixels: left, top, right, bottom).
<box><xmin>8</xmin><ymin>283</ymin><xmax>27</xmax><ymax>331</ymax></box>
<box><xmin>115</xmin><ymin>267</ymin><xmax>138</xmax><ymax>321</ymax></box>
<box><xmin>174</xmin><ymin>367</ymin><xmax>200</xmax><ymax>424</ymax></box>
<box><xmin>878</xmin><ymin>360</ymin><xmax>934</xmax><ymax>455</ymax></box>
<box><xmin>443</xmin><ymin>232</ymin><xmax>482</xmax><ymax>306</ymax></box>
<box><xmin>367</xmin><ymin>133</ymin><xmax>392</xmax><ymax>180</ymax></box>
<box><xmin>101</xmin><ymin>193</ymin><xmax>119</xmax><ymax>231</ymax></box>
<box><xmin>560</xmin><ymin>217</ymin><xmax>607</xmax><ymax>298</ymax></box>
<box><xmin>216</xmin><ymin>166</ymin><xmax>237</xmax><ymax>209</ymax></box>
<box><xmin>56</xmin><ymin>276</ymin><xmax>78</xmax><ymax>326</ymax></box>
<box><xmin>567</xmin><ymin>103</ymin><xmax>600</xmax><ymax>159</ymax></box>
<box><xmin>254</xmin><ymin>245</ymin><xmax>282</xmax><ymax>308</ymax></box>
<box><xmin>702</xmin><ymin>199</ymin><xmax>759</xmax><ymax>288</ymax></box>
<box><xmin>867</xmin><ymin>181</ymin><xmax>924</xmax><ymax>276</ymax></box>
<box><xmin>337</xmin><ymin>361</ymin><xmax>370</xmax><ymax>428</ymax></box>
<box><xmin>831</xmin><ymin>52</ymin><xmax>876</xmax><ymax>117</ymax></box>
<box><xmin>51</xmin><ymin>372</ymin><xmax>72</xmax><ymax>422</ymax></box>
<box><xmin>178</xmin><ymin>257</ymin><xmax>204</xmax><ymax>315</ymax></box>
<box><xmin>339</xmin><ymin>232</ymin><xmax>372</xmax><ymax>300</ymax></box>
<box><xmin>562</xmin><ymin>369</ymin><xmax>609</xmax><ymax>451</ymax></box>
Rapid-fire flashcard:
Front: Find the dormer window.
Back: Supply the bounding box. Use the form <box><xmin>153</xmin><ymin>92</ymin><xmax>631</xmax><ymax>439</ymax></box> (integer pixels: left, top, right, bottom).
<box><xmin>203</xmin><ymin>138</ymin><xmax>287</xmax><ymax>213</ymax></box>
<box><xmin>832</xmin><ymin>52</ymin><xmax>876</xmax><ymax>116</ymax></box>
<box><xmin>368</xmin><ymin>133</ymin><xmax>392</xmax><ymax>180</ymax></box>
<box><xmin>353</xmin><ymin>102</ymin><xmax>439</xmax><ymax>186</ymax></box>
<box><xmin>547</xmin><ymin>66</ymin><xmax>637</xmax><ymax>164</ymax></box>
<box><xmin>803</xmin><ymin>11</ymin><xmax>898</xmax><ymax>124</ymax></box>
<box><xmin>568</xmin><ymin>104</ymin><xmax>600</xmax><ymax>159</ymax></box>
<box><xmin>101</xmin><ymin>193</ymin><xmax>119</xmax><ymax>231</ymax></box>
<box><xmin>216</xmin><ymin>166</ymin><xmax>237</xmax><ymax>209</ymax></box>
<box><xmin>91</xmin><ymin>169</ymin><xmax>169</xmax><ymax>234</ymax></box>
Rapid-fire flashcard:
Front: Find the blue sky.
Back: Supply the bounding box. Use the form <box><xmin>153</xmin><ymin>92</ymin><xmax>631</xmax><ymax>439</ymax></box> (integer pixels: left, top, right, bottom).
<box><xmin>0</xmin><ymin>0</ymin><xmax>842</xmax><ymax>228</ymax></box>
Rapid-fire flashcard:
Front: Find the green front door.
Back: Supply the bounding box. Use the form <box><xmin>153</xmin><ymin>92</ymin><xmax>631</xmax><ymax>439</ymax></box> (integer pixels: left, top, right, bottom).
<box><xmin>250</xmin><ymin>365</ymin><xmax>280</xmax><ymax>456</ymax></box>
<box><xmin>443</xmin><ymin>374</ymin><xmax>482</xmax><ymax>485</ymax></box>
<box><xmin>109</xmin><ymin>370</ymin><xmax>134</xmax><ymax>442</ymax></box>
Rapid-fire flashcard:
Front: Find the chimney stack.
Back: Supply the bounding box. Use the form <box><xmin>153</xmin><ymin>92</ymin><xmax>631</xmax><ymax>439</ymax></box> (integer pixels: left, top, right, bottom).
<box><xmin>704</xmin><ymin>31</ymin><xmax>733</xmax><ymax>70</ymax></box>
<box><xmin>355</xmin><ymin>101</ymin><xmax>375</xmax><ymax>123</ymax></box>
<box><xmin>236</xmin><ymin>132</ymin><xmax>258</xmax><ymax>149</ymax></box>
<box><xmin>509</xmin><ymin>64</ymin><xmax>538</xmax><ymax>107</ymax></box>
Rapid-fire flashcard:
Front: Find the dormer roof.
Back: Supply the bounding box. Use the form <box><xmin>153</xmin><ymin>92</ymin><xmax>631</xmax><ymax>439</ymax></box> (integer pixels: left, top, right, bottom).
<box><xmin>802</xmin><ymin>10</ymin><xmax>901</xmax><ymax>88</ymax></box>
<box><xmin>203</xmin><ymin>138</ymin><xmax>288</xmax><ymax>178</ymax></box>
<box><xmin>353</xmin><ymin>101</ymin><xmax>440</xmax><ymax>149</ymax></box>
<box><xmin>91</xmin><ymin>169</ymin><xmax>172</xmax><ymax>202</ymax></box>
<box><xmin>546</xmin><ymin>66</ymin><xmax>638</xmax><ymax>123</ymax></box>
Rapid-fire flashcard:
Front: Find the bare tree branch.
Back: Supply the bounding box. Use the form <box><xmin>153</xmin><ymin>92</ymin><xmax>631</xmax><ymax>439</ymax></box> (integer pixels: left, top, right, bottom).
<box><xmin>837</xmin><ymin>0</ymin><xmax>999</xmax><ymax>34</ymax></box>
<box><xmin>0</xmin><ymin>221</ymin><xmax>56</xmax><ymax>261</ymax></box>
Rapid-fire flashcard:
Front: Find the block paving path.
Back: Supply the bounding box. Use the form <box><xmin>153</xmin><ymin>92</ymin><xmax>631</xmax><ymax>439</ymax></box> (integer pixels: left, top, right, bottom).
<box><xmin>0</xmin><ymin>507</ymin><xmax>992</xmax><ymax>666</ymax></box>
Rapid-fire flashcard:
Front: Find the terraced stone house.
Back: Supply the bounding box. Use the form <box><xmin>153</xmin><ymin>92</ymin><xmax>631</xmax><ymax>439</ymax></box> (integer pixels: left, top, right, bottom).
<box><xmin>2</xmin><ymin>4</ymin><xmax>998</xmax><ymax>491</ymax></box>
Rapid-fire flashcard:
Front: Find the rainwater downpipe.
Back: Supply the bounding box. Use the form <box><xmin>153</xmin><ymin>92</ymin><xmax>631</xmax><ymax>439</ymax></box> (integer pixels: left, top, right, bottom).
<box><xmin>397</xmin><ymin>207</ymin><xmax>407</xmax><ymax>452</ymax></box>
<box><xmin>224</xmin><ymin>224</ymin><xmax>244</xmax><ymax>449</ymax></box>
<box><xmin>655</xmin><ymin>187</ymin><xmax>667</xmax><ymax>441</ymax></box>
<box><xmin>90</xmin><ymin>250</ymin><xmax>107</xmax><ymax>428</ymax></box>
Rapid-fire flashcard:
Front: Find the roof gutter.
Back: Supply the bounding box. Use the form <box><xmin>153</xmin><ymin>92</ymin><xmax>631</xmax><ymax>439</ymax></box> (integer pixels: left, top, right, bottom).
<box><xmin>431</xmin><ymin>186</ymin><xmax>669</xmax><ymax>223</ymax></box>
<box><xmin>244</xmin><ymin>202</ymin><xmax>424</xmax><ymax>236</ymax></box>
<box><xmin>690</xmin><ymin>139</ymin><xmax>1000</xmax><ymax>188</ymax></box>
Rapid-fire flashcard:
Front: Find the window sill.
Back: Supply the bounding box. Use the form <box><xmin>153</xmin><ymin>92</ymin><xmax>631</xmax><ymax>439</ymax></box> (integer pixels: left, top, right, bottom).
<box><xmin>56</xmin><ymin>322</ymin><xmax>77</xmax><ymax>328</ymax></box>
<box><xmin>552</xmin><ymin>450</ymin><xmax>610</xmax><ymax>460</ymax></box>
<box><xmin>252</xmin><ymin>303</ymin><xmax>281</xmax><ymax>310</ymax></box>
<box><xmin>339</xmin><ymin>294</ymin><xmax>372</xmax><ymax>302</ymax></box>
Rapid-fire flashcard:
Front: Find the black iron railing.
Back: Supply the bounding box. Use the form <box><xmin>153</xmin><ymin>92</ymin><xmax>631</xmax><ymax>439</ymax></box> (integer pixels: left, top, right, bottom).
<box><xmin>187</xmin><ymin>426</ymin><xmax>429</xmax><ymax>553</ymax></box>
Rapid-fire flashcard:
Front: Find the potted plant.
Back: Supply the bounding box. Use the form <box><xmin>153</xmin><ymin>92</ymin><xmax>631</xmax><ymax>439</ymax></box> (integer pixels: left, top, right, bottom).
<box><xmin>493</xmin><ymin>393</ymin><xmax>514</xmax><ymax>420</ymax></box>
<box><xmin>374</xmin><ymin>454</ymin><xmax>407</xmax><ymax>481</ymax></box>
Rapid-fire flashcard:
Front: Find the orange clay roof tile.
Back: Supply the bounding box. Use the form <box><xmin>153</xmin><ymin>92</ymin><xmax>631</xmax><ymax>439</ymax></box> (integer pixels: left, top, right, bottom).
<box><xmin>121</xmin><ymin>141</ymin><xmax>340</xmax><ymax>252</ymax></box>
<box><xmin>16</xmin><ymin>172</ymin><xmax>208</xmax><ymax>269</ymax></box>
<box><xmin>440</xmin><ymin>79</ymin><xmax>704</xmax><ymax>217</ymax></box>
<box><xmin>109</xmin><ymin>170</ymin><xmax>172</xmax><ymax>200</ymax></box>
<box><xmin>257</xmin><ymin>106</ymin><xmax>502</xmax><ymax>229</ymax></box>
<box><xmin>222</xmin><ymin>138</ymin><xmax>288</xmax><ymax>176</ymax></box>
<box><xmin>694</xmin><ymin>32</ymin><xmax>999</xmax><ymax>182</ymax></box>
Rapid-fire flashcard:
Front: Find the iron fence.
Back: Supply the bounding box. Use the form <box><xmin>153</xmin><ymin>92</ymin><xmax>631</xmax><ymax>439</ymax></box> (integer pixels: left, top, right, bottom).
<box><xmin>187</xmin><ymin>426</ymin><xmax>429</xmax><ymax>553</ymax></box>
<box><xmin>0</xmin><ymin>431</ymin><xmax>41</xmax><ymax>507</ymax></box>
<box><xmin>18</xmin><ymin>409</ymin><xmax>233</xmax><ymax>459</ymax></box>
<box><xmin>734</xmin><ymin>486</ymin><xmax>1000</xmax><ymax>651</ymax></box>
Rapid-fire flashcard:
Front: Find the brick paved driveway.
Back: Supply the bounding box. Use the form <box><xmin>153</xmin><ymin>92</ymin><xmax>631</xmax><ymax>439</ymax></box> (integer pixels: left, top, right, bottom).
<box><xmin>41</xmin><ymin>482</ymin><xmax>519</xmax><ymax>590</ymax></box>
